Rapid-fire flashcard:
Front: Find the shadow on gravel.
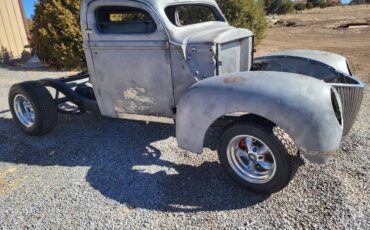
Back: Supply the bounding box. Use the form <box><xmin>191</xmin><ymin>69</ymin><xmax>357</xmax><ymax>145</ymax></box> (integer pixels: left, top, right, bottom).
<box><xmin>0</xmin><ymin>114</ymin><xmax>269</xmax><ymax>212</ymax></box>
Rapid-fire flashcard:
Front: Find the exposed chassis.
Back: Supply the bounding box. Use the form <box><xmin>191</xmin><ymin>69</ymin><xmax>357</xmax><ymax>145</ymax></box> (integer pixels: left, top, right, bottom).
<box><xmin>38</xmin><ymin>72</ymin><xmax>100</xmax><ymax>115</ymax></box>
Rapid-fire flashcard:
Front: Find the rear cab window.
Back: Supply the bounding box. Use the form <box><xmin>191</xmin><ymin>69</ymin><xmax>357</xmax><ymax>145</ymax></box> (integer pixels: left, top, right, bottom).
<box><xmin>96</xmin><ymin>6</ymin><xmax>157</xmax><ymax>34</ymax></box>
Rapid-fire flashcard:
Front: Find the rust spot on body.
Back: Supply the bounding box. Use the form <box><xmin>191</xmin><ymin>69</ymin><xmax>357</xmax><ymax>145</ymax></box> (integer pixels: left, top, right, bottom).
<box><xmin>224</xmin><ymin>76</ymin><xmax>246</xmax><ymax>84</ymax></box>
<box><xmin>116</xmin><ymin>87</ymin><xmax>155</xmax><ymax>114</ymax></box>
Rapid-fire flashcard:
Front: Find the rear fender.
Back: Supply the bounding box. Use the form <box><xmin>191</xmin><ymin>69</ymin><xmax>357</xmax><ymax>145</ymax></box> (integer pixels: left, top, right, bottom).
<box><xmin>176</xmin><ymin>71</ymin><xmax>343</xmax><ymax>162</ymax></box>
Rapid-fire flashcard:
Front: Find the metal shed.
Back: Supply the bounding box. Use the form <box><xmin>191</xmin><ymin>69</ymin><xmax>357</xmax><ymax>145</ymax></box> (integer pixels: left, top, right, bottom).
<box><xmin>0</xmin><ymin>0</ymin><xmax>29</xmax><ymax>63</ymax></box>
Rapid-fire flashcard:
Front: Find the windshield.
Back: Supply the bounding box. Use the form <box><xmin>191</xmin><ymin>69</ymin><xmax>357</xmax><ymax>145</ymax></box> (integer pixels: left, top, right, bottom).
<box><xmin>165</xmin><ymin>4</ymin><xmax>225</xmax><ymax>27</ymax></box>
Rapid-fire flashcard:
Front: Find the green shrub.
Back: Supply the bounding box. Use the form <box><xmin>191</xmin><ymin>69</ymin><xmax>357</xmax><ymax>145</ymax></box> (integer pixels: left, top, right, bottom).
<box><xmin>306</xmin><ymin>2</ymin><xmax>314</xmax><ymax>9</ymax></box>
<box><xmin>265</xmin><ymin>0</ymin><xmax>296</xmax><ymax>15</ymax></box>
<box><xmin>294</xmin><ymin>2</ymin><xmax>306</xmax><ymax>11</ymax></box>
<box><xmin>307</xmin><ymin>0</ymin><xmax>318</xmax><ymax>7</ymax></box>
<box><xmin>216</xmin><ymin>0</ymin><xmax>267</xmax><ymax>43</ymax></box>
<box><xmin>279</xmin><ymin>0</ymin><xmax>295</xmax><ymax>14</ymax></box>
<box><xmin>306</xmin><ymin>0</ymin><xmax>327</xmax><ymax>8</ymax></box>
<box><xmin>319</xmin><ymin>0</ymin><xmax>328</xmax><ymax>8</ymax></box>
<box><xmin>32</xmin><ymin>0</ymin><xmax>84</xmax><ymax>70</ymax></box>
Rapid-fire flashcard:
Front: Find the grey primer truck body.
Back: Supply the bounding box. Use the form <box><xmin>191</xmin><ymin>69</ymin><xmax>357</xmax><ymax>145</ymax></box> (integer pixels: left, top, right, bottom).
<box><xmin>9</xmin><ymin>0</ymin><xmax>362</xmax><ymax>167</ymax></box>
<box><xmin>8</xmin><ymin>0</ymin><xmax>365</xmax><ymax>192</ymax></box>
<box><xmin>77</xmin><ymin>0</ymin><xmax>364</xmax><ymax>163</ymax></box>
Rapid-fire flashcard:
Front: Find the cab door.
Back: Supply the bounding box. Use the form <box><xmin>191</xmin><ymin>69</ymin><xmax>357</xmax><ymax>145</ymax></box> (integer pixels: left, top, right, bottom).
<box><xmin>85</xmin><ymin>1</ymin><xmax>174</xmax><ymax>118</ymax></box>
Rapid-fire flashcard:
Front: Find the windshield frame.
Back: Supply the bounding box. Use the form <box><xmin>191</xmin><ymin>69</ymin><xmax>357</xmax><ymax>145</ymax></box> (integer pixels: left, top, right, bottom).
<box><xmin>164</xmin><ymin>3</ymin><xmax>226</xmax><ymax>27</ymax></box>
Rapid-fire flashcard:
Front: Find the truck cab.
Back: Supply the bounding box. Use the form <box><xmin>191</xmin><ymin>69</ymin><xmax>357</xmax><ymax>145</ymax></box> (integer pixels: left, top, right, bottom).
<box><xmin>81</xmin><ymin>0</ymin><xmax>253</xmax><ymax>119</ymax></box>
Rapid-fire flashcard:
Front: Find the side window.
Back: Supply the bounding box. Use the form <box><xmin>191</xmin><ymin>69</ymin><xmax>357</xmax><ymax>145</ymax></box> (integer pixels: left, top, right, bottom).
<box><xmin>96</xmin><ymin>6</ymin><xmax>157</xmax><ymax>34</ymax></box>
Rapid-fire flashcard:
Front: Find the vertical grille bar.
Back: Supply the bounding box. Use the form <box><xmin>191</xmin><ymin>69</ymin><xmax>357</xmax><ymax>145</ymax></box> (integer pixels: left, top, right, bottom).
<box><xmin>331</xmin><ymin>75</ymin><xmax>365</xmax><ymax>136</ymax></box>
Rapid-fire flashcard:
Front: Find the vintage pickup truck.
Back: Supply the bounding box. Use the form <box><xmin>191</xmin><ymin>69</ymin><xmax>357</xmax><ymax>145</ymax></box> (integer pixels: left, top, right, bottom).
<box><xmin>8</xmin><ymin>0</ymin><xmax>364</xmax><ymax>193</ymax></box>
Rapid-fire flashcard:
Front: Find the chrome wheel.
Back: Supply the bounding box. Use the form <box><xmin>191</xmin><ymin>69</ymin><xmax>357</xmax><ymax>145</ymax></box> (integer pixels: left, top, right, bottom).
<box><xmin>226</xmin><ymin>135</ymin><xmax>276</xmax><ymax>184</ymax></box>
<box><xmin>13</xmin><ymin>94</ymin><xmax>35</xmax><ymax>128</ymax></box>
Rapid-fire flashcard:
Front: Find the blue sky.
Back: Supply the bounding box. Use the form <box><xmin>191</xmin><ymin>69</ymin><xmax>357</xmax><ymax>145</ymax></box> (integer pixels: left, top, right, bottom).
<box><xmin>23</xmin><ymin>0</ymin><xmax>37</xmax><ymax>19</ymax></box>
<box><xmin>22</xmin><ymin>0</ymin><xmax>351</xmax><ymax>19</ymax></box>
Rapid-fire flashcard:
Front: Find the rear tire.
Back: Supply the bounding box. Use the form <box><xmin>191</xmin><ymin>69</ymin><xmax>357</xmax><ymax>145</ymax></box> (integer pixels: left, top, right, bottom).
<box><xmin>217</xmin><ymin>120</ymin><xmax>298</xmax><ymax>194</ymax></box>
<box><xmin>9</xmin><ymin>81</ymin><xmax>58</xmax><ymax>136</ymax></box>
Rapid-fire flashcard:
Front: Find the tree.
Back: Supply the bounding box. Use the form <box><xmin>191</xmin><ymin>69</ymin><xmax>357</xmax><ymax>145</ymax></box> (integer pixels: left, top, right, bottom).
<box><xmin>216</xmin><ymin>0</ymin><xmax>267</xmax><ymax>43</ymax></box>
<box><xmin>294</xmin><ymin>2</ymin><xmax>306</xmax><ymax>11</ymax></box>
<box><xmin>265</xmin><ymin>0</ymin><xmax>295</xmax><ymax>15</ymax></box>
<box><xmin>306</xmin><ymin>2</ymin><xmax>314</xmax><ymax>9</ymax></box>
<box><xmin>306</xmin><ymin>0</ymin><xmax>323</xmax><ymax>7</ymax></box>
<box><xmin>32</xmin><ymin>0</ymin><xmax>84</xmax><ymax>70</ymax></box>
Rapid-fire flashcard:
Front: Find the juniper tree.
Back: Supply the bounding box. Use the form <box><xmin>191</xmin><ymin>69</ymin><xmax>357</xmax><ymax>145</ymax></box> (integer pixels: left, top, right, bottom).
<box><xmin>32</xmin><ymin>0</ymin><xmax>84</xmax><ymax>69</ymax></box>
<box><xmin>216</xmin><ymin>0</ymin><xmax>267</xmax><ymax>43</ymax></box>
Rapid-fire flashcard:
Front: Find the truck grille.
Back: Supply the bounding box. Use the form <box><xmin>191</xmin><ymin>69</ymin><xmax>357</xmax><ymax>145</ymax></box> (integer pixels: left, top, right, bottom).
<box><xmin>329</xmin><ymin>75</ymin><xmax>364</xmax><ymax>136</ymax></box>
<box><xmin>217</xmin><ymin>37</ymin><xmax>252</xmax><ymax>75</ymax></box>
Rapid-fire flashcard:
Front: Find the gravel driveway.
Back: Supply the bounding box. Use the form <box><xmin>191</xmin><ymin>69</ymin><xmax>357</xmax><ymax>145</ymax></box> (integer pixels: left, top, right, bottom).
<box><xmin>0</xmin><ymin>63</ymin><xmax>369</xmax><ymax>229</ymax></box>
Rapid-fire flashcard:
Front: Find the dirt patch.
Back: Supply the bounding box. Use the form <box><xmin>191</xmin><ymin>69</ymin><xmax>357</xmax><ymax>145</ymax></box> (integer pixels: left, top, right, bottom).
<box><xmin>0</xmin><ymin>167</ymin><xmax>27</xmax><ymax>196</ymax></box>
<box><xmin>257</xmin><ymin>6</ymin><xmax>370</xmax><ymax>84</ymax></box>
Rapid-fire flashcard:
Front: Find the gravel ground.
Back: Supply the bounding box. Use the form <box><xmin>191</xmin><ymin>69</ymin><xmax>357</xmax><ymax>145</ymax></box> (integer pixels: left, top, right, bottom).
<box><xmin>0</xmin><ymin>64</ymin><xmax>369</xmax><ymax>229</ymax></box>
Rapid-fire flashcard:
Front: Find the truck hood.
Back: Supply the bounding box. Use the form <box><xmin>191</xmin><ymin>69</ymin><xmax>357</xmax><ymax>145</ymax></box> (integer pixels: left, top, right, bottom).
<box><xmin>168</xmin><ymin>22</ymin><xmax>253</xmax><ymax>45</ymax></box>
<box><xmin>171</xmin><ymin>23</ymin><xmax>254</xmax><ymax>78</ymax></box>
<box><xmin>183</xmin><ymin>26</ymin><xmax>253</xmax><ymax>44</ymax></box>
<box><xmin>168</xmin><ymin>22</ymin><xmax>253</xmax><ymax>61</ymax></box>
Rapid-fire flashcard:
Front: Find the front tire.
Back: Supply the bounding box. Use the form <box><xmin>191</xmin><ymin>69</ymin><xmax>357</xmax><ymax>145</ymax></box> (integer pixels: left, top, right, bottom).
<box><xmin>218</xmin><ymin>120</ymin><xmax>298</xmax><ymax>194</ymax></box>
<box><xmin>9</xmin><ymin>81</ymin><xmax>58</xmax><ymax>136</ymax></box>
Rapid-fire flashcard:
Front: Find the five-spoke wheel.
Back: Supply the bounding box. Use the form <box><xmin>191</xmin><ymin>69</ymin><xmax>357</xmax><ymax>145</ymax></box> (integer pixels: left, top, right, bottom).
<box><xmin>227</xmin><ymin>135</ymin><xmax>276</xmax><ymax>184</ymax></box>
<box><xmin>218</xmin><ymin>120</ymin><xmax>298</xmax><ymax>193</ymax></box>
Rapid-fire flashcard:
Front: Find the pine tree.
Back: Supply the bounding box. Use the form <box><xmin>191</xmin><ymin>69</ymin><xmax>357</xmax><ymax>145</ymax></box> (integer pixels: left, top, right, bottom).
<box><xmin>32</xmin><ymin>0</ymin><xmax>84</xmax><ymax>70</ymax></box>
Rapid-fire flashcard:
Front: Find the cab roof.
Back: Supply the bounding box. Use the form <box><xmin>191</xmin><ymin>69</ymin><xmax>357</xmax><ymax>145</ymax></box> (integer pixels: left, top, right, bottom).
<box><xmin>82</xmin><ymin>0</ymin><xmax>219</xmax><ymax>8</ymax></box>
<box><xmin>81</xmin><ymin>0</ymin><xmax>252</xmax><ymax>45</ymax></box>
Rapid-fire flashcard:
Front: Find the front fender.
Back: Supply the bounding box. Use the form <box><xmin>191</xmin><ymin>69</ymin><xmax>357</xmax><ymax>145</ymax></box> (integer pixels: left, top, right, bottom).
<box><xmin>176</xmin><ymin>71</ymin><xmax>343</xmax><ymax>162</ymax></box>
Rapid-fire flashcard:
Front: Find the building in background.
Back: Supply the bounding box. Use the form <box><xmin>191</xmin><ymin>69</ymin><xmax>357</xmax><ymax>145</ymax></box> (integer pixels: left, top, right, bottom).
<box><xmin>0</xmin><ymin>0</ymin><xmax>29</xmax><ymax>63</ymax></box>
